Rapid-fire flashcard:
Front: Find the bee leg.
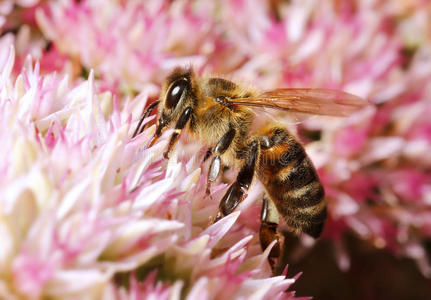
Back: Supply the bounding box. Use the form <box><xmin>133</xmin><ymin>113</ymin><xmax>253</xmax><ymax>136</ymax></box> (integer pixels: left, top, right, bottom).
<box><xmin>163</xmin><ymin>107</ymin><xmax>193</xmax><ymax>159</ymax></box>
<box><xmin>260</xmin><ymin>196</ymin><xmax>281</xmax><ymax>275</ymax></box>
<box><xmin>215</xmin><ymin>140</ymin><xmax>258</xmax><ymax>221</ymax></box>
<box><xmin>206</xmin><ymin>127</ymin><xmax>236</xmax><ymax>195</ymax></box>
<box><xmin>132</xmin><ymin>100</ymin><xmax>160</xmax><ymax>138</ymax></box>
<box><xmin>201</xmin><ymin>148</ymin><xmax>213</xmax><ymax>195</ymax></box>
<box><xmin>206</xmin><ymin>156</ymin><xmax>220</xmax><ymax>196</ymax></box>
<box><xmin>203</xmin><ymin>147</ymin><xmax>212</xmax><ymax>162</ymax></box>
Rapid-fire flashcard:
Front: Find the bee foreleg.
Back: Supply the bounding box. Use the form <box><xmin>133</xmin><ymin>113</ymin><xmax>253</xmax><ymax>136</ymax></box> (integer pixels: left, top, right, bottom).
<box><xmin>206</xmin><ymin>126</ymin><xmax>236</xmax><ymax>195</ymax></box>
<box><xmin>132</xmin><ymin>100</ymin><xmax>160</xmax><ymax>138</ymax></box>
<box><xmin>260</xmin><ymin>196</ymin><xmax>281</xmax><ymax>275</ymax></box>
<box><xmin>215</xmin><ymin>140</ymin><xmax>258</xmax><ymax>221</ymax></box>
<box><xmin>163</xmin><ymin>107</ymin><xmax>193</xmax><ymax>159</ymax></box>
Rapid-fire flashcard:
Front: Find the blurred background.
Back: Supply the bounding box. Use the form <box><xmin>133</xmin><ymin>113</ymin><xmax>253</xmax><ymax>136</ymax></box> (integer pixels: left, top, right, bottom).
<box><xmin>1</xmin><ymin>0</ymin><xmax>431</xmax><ymax>299</ymax></box>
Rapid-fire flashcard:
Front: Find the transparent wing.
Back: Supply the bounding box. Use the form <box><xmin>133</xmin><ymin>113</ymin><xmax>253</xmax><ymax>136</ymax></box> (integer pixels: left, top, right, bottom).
<box><xmin>227</xmin><ymin>88</ymin><xmax>369</xmax><ymax>117</ymax></box>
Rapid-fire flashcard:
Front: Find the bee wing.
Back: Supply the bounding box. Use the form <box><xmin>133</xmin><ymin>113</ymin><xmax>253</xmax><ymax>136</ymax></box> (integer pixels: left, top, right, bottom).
<box><xmin>227</xmin><ymin>88</ymin><xmax>369</xmax><ymax>117</ymax></box>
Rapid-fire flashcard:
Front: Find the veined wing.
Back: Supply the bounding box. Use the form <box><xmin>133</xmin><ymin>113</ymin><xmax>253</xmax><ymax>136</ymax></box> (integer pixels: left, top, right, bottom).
<box><xmin>227</xmin><ymin>88</ymin><xmax>368</xmax><ymax>117</ymax></box>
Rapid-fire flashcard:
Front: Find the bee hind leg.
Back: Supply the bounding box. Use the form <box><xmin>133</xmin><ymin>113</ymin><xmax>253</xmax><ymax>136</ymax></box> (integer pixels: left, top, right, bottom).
<box><xmin>214</xmin><ymin>139</ymin><xmax>258</xmax><ymax>221</ymax></box>
<box><xmin>206</xmin><ymin>126</ymin><xmax>236</xmax><ymax>195</ymax></box>
<box><xmin>260</xmin><ymin>196</ymin><xmax>281</xmax><ymax>275</ymax></box>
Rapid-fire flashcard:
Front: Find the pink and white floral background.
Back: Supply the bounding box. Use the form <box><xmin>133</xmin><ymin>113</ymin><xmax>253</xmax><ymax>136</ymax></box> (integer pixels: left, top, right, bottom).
<box><xmin>0</xmin><ymin>0</ymin><xmax>430</xmax><ymax>299</ymax></box>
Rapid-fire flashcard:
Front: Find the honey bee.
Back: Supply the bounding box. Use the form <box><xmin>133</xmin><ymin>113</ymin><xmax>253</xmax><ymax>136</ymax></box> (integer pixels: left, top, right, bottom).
<box><xmin>133</xmin><ymin>67</ymin><xmax>367</xmax><ymax>273</ymax></box>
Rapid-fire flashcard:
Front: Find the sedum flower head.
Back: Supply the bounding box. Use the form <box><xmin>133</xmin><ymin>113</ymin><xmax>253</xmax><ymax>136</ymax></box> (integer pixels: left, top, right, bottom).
<box><xmin>2</xmin><ymin>0</ymin><xmax>431</xmax><ymax>297</ymax></box>
<box><xmin>35</xmin><ymin>0</ymin><xmax>431</xmax><ymax>278</ymax></box>
<box><xmin>0</xmin><ymin>38</ymin><xmax>299</xmax><ymax>299</ymax></box>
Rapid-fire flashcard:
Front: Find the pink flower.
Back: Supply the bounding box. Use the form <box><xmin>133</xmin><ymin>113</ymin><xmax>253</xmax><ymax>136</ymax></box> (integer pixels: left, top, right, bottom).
<box><xmin>333</xmin><ymin>126</ymin><xmax>370</xmax><ymax>158</ymax></box>
<box><xmin>2</xmin><ymin>0</ymin><xmax>431</xmax><ymax>296</ymax></box>
<box><xmin>0</xmin><ymin>38</ymin><xmax>298</xmax><ymax>299</ymax></box>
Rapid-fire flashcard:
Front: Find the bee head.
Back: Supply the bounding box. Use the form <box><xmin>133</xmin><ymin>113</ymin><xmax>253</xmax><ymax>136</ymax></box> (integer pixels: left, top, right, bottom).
<box><xmin>154</xmin><ymin>67</ymin><xmax>197</xmax><ymax>137</ymax></box>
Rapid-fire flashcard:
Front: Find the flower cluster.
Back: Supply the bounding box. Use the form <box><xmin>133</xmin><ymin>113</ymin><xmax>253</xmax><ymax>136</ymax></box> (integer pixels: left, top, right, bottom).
<box><xmin>42</xmin><ymin>0</ymin><xmax>431</xmax><ymax>276</ymax></box>
<box><xmin>1</xmin><ymin>0</ymin><xmax>431</xmax><ymax>298</ymax></box>
<box><xmin>0</xmin><ymin>36</ymin><xmax>299</xmax><ymax>298</ymax></box>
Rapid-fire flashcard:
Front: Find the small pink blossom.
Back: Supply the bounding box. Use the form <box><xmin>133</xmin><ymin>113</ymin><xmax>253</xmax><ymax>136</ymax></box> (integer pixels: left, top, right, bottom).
<box><xmin>333</xmin><ymin>126</ymin><xmax>370</xmax><ymax>158</ymax></box>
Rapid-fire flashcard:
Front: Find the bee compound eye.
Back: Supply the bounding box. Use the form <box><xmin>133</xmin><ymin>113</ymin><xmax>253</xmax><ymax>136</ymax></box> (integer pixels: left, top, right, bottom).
<box><xmin>166</xmin><ymin>78</ymin><xmax>189</xmax><ymax>109</ymax></box>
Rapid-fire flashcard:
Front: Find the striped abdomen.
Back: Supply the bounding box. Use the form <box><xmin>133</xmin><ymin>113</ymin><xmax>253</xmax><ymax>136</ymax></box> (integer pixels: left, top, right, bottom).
<box><xmin>256</xmin><ymin>127</ymin><xmax>326</xmax><ymax>238</ymax></box>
